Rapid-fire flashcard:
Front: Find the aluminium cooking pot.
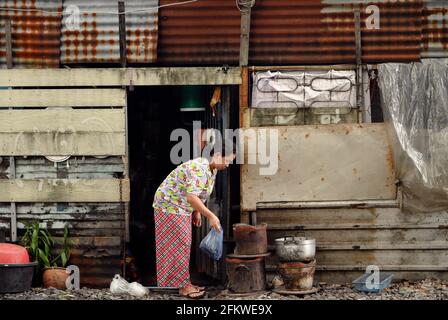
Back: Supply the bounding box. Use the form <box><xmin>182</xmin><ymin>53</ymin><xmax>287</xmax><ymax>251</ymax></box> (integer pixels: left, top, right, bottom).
<box><xmin>274</xmin><ymin>235</ymin><xmax>316</xmax><ymax>262</ymax></box>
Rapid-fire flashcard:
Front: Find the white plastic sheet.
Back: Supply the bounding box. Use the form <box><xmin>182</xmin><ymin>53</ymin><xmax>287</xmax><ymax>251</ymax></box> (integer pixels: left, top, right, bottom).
<box><xmin>378</xmin><ymin>59</ymin><xmax>448</xmax><ymax>212</ymax></box>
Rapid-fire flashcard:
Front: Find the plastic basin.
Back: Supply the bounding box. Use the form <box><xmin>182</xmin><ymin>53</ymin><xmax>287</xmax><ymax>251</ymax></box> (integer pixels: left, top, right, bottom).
<box><xmin>0</xmin><ymin>262</ymin><xmax>37</xmax><ymax>293</ymax></box>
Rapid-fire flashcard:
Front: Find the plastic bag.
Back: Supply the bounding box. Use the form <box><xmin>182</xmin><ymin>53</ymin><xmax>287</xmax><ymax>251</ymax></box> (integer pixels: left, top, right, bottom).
<box><xmin>128</xmin><ymin>282</ymin><xmax>149</xmax><ymax>297</ymax></box>
<box><xmin>199</xmin><ymin>228</ymin><xmax>223</xmax><ymax>261</ymax></box>
<box><xmin>110</xmin><ymin>274</ymin><xmax>148</xmax><ymax>297</ymax></box>
<box><xmin>110</xmin><ymin>274</ymin><xmax>129</xmax><ymax>294</ymax></box>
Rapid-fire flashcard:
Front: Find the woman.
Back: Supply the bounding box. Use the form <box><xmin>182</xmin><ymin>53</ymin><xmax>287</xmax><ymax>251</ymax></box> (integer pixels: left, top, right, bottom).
<box><xmin>152</xmin><ymin>144</ymin><xmax>236</xmax><ymax>299</ymax></box>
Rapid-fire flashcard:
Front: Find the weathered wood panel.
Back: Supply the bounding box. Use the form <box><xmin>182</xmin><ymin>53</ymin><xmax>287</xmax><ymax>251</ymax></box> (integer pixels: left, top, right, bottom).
<box><xmin>266</xmin><ymin>271</ymin><xmax>448</xmax><ymax>284</ymax></box>
<box><xmin>259</xmin><ymin>207</ymin><xmax>448</xmax><ymax>283</ymax></box>
<box><xmin>0</xmin><ymin>179</ymin><xmax>130</xmax><ymax>202</ymax></box>
<box><xmin>0</xmin><ymin>109</ymin><xmax>126</xmax><ymax>156</ymax></box>
<box><xmin>55</xmin><ymin>236</ymin><xmax>123</xmax><ymax>288</ymax></box>
<box><xmin>0</xmin><ymin>89</ymin><xmax>126</xmax><ymax>107</ymax></box>
<box><xmin>267</xmin><ymin>250</ymin><xmax>448</xmax><ymax>266</ymax></box>
<box><xmin>0</xmin><ymin>109</ymin><xmax>125</xmax><ymax>131</ymax></box>
<box><xmin>0</xmin><ymin>67</ymin><xmax>242</xmax><ymax>87</ymax></box>
<box><xmin>267</xmin><ymin>229</ymin><xmax>448</xmax><ymax>246</ymax></box>
<box><xmin>1</xmin><ymin>156</ymin><xmax>125</xmax><ymax>178</ymax></box>
<box><xmin>0</xmin><ymin>203</ymin><xmax>125</xmax><ymax>287</ymax></box>
<box><xmin>259</xmin><ymin>208</ymin><xmax>448</xmax><ymax>226</ymax></box>
<box><xmin>13</xmin><ymin>156</ymin><xmax>124</xmax><ymax>179</ymax></box>
<box><xmin>241</xmin><ymin>123</ymin><xmax>397</xmax><ymax>211</ymax></box>
<box><xmin>0</xmin><ymin>202</ymin><xmax>125</xmax><ymax>238</ymax></box>
<box><xmin>0</xmin><ymin>155</ymin><xmax>126</xmax><ymax>288</ymax></box>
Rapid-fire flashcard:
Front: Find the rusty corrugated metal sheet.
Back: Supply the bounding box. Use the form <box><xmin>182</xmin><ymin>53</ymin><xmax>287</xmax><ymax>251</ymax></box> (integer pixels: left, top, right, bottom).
<box><xmin>0</xmin><ymin>0</ymin><xmax>440</xmax><ymax>67</ymax></box>
<box><xmin>61</xmin><ymin>0</ymin><xmax>158</xmax><ymax>64</ymax></box>
<box><xmin>0</xmin><ymin>0</ymin><xmax>62</xmax><ymax>68</ymax></box>
<box><xmin>158</xmin><ymin>0</ymin><xmax>240</xmax><ymax>65</ymax></box>
<box><xmin>251</xmin><ymin>0</ymin><xmax>422</xmax><ymax>65</ymax></box>
<box><xmin>422</xmin><ymin>0</ymin><xmax>448</xmax><ymax>58</ymax></box>
<box><xmin>0</xmin><ymin>156</ymin><xmax>125</xmax><ymax>288</ymax></box>
<box><xmin>158</xmin><ymin>0</ymin><xmax>423</xmax><ymax>65</ymax></box>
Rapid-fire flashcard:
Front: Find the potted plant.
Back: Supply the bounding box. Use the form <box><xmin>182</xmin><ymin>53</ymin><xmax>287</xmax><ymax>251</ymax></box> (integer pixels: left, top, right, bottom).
<box><xmin>22</xmin><ymin>222</ymin><xmax>71</xmax><ymax>290</ymax></box>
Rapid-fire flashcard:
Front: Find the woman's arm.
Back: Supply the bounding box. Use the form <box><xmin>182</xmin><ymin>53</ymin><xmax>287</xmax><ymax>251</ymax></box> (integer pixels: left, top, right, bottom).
<box><xmin>187</xmin><ymin>194</ymin><xmax>221</xmax><ymax>232</ymax></box>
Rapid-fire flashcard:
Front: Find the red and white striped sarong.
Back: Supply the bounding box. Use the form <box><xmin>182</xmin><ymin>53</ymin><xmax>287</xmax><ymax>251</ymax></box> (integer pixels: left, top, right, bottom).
<box><xmin>154</xmin><ymin>207</ymin><xmax>192</xmax><ymax>288</ymax></box>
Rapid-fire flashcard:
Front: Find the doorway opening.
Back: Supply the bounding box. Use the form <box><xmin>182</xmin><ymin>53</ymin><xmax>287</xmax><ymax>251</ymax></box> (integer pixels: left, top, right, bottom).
<box><xmin>127</xmin><ymin>85</ymin><xmax>240</xmax><ymax>285</ymax></box>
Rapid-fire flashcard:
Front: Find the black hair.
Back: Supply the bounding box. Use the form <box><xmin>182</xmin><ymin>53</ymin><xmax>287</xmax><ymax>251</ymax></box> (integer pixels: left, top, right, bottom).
<box><xmin>203</xmin><ymin>139</ymin><xmax>237</xmax><ymax>160</ymax></box>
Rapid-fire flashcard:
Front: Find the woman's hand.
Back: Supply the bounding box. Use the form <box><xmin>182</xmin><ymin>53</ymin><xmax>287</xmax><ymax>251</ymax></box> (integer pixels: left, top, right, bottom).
<box><xmin>192</xmin><ymin>211</ymin><xmax>202</xmax><ymax>227</ymax></box>
<box><xmin>186</xmin><ymin>194</ymin><xmax>221</xmax><ymax>232</ymax></box>
<box><xmin>208</xmin><ymin>214</ymin><xmax>221</xmax><ymax>233</ymax></box>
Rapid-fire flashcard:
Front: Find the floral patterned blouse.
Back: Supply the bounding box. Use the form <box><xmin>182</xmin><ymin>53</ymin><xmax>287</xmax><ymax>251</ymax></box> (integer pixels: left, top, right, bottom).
<box><xmin>152</xmin><ymin>157</ymin><xmax>217</xmax><ymax>216</ymax></box>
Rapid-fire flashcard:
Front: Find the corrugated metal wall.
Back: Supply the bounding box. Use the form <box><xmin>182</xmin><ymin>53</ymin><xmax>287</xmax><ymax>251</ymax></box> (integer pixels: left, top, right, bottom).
<box><xmin>158</xmin><ymin>0</ymin><xmax>240</xmax><ymax>65</ymax></box>
<box><xmin>0</xmin><ymin>0</ymin><xmax>62</xmax><ymax>68</ymax></box>
<box><xmin>158</xmin><ymin>0</ymin><xmax>424</xmax><ymax>65</ymax></box>
<box><xmin>1</xmin><ymin>0</ymin><xmax>446</xmax><ymax>67</ymax></box>
<box><xmin>422</xmin><ymin>0</ymin><xmax>448</xmax><ymax>58</ymax></box>
<box><xmin>251</xmin><ymin>0</ymin><xmax>422</xmax><ymax>65</ymax></box>
<box><xmin>61</xmin><ymin>0</ymin><xmax>158</xmax><ymax>64</ymax></box>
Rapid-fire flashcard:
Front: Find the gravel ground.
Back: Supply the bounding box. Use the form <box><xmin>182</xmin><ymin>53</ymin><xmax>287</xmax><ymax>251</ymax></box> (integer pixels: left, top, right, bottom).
<box><xmin>1</xmin><ymin>279</ymin><xmax>447</xmax><ymax>300</ymax></box>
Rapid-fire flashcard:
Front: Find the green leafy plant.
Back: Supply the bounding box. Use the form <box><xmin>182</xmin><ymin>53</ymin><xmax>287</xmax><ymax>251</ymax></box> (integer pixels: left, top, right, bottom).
<box><xmin>21</xmin><ymin>222</ymin><xmax>71</xmax><ymax>273</ymax></box>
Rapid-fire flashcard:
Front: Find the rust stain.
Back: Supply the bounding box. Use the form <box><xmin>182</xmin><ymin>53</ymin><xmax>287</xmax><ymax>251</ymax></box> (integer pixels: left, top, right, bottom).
<box><xmin>0</xmin><ymin>0</ymin><xmax>62</xmax><ymax>67</ymax></box>
<box><xmin>61</xmin><ymin>4</ymin><xmax>157</xmax><ymax>64</ymax></box>
<box><xmin>385</xmin><ymin>145</ymin><xmax>396</xmax><ymax>174</ymax></box>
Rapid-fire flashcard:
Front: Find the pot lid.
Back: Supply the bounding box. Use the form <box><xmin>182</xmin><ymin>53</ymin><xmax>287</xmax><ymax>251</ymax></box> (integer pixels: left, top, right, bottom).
<box><xmin>0</xmin><ymin>243</ymin><xmax>30</xmax><ymax>264</ymax></box>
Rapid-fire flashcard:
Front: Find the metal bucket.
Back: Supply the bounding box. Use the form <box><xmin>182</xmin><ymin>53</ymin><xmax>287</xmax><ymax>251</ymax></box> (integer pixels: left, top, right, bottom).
<box><xmin>278</xmin><ymin>259</ymin><xmax>316</xmax><ymax>291</ymax></box>
<box><xmin>233</xmin><ymin>223</ymin><xmax>268</xmax><ymax>255</ymax></box>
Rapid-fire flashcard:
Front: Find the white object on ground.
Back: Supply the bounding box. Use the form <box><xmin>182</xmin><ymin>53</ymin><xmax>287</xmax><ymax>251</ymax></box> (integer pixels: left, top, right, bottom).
<box><xmin>110</xmin><ymin>274</ymin><xmax>130</xmax><ymax>294</ymax></box>
<box><xmin>128</xmin><ymin>282</ymin><xmax>149</xmax><ymax>297</ymax></box>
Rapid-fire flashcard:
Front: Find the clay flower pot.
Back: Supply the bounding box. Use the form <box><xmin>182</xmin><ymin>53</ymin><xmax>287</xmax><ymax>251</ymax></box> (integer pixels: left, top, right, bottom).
<box><xmin>43</xmin><ymin>267</ymin><xmax>69</xmax><ymax>290</ymax></box>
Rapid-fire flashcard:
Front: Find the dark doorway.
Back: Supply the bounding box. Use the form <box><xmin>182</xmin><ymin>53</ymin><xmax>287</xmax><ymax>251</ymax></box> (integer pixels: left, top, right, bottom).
<box><xmin>126</xmin><ymin>85</ymin><xmax>240</xmax><ymax>285</ymax></box>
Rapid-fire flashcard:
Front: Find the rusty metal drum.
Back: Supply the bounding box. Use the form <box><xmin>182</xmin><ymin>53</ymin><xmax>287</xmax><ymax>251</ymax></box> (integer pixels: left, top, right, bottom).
<box><xmin>278</xmin><ymin>259</ymin><xmax>316</xmax><ymax>291</ymax></box>
<box><xmin>226</xmin><ymin>257</ymin><xmax>266</xmax><ymax>293</ymax></box>
<box><xmin>233</xmin><ymin>223</ymin><xmax>268</xmax><ymax>255</ymax></box>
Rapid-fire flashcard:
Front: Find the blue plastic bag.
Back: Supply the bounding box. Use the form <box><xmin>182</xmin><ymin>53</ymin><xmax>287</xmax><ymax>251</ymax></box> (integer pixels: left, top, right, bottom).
<box><xmin>199</xmin><ymin>228</ymin><xmax>223</xmax><ymax>261</ymax></box>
